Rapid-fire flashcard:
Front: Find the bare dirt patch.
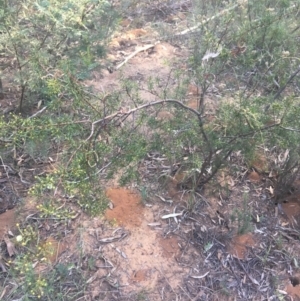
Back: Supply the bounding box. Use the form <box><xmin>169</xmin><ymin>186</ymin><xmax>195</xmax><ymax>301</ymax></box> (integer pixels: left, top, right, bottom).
<box><xmin>227</xmin><ymin>233</ymin><xmax>256</xmax><ymax>260</ymax></box>
<box><xmin>42</xmin><ymin>237</ymin><xmax>68</xmax><ymax>264</ymax></box>
<box><xmin>105</xmin><ymin>187</ymin><xmax>143</xmax><ymax>227</ymax></box>
<box><xmin>101</xmin><ymin>188</ymin><xmax>188</xmax><ymax>295</ymax></box>
<box><xmin>286</xmin><ymin>275</ymin><xmax>300</xmax><ymax>299</ymax></box>
<box><xmin>89</xmin><ymin>38</ymin><xmax>185</xmax><ymax>104</ymax></box>
<box><xmin>158</xmin><ymin>234</ymin><xmax>180</xmax><ymax>259</ymax></box>
<box><xmin>62</xmin><ymin>187</ymin><xmax>192</xmax><ymax>300</ymax></box>
<box><xmin>0</xmin><ymin>209</ymin><xmax>16</xmax><ymax>239</ymax></box>
<box><xmin>2</xmin><ymin>7</ymin><xmax>300</xmax><ymax>300</ymax></box>
<box><xmin>131</xmin><ymin>268</ymin><xmax>148</xmax><ymax>282</ymax></box>
<box><xmin>249</xmin><ymin>151</ymin><xmax>269</xmax><ymax>173</ymax></box>
<box><xmin>248</xmin><ymin>170</ymin><xmax>261</xmax><ymax>183</ymax></box>
<box><xmin>279</xmin><ymin>193</ymin><xmax>300</xmax><ymax>226</ymax></box>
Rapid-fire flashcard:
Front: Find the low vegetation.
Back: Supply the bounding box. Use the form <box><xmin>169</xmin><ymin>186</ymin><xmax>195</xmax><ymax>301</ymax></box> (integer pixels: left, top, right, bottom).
<box><xmin>0</xmin><ymin>0</ymin><xmax>299</xmax><ymax>300</ymax></box>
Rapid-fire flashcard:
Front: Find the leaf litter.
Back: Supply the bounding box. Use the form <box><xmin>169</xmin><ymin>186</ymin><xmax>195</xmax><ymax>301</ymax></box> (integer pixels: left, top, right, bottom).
<box><xmin>2</xmin><ymin>6</ymin><xmax>300</xmax><ymax>300</ymax></box>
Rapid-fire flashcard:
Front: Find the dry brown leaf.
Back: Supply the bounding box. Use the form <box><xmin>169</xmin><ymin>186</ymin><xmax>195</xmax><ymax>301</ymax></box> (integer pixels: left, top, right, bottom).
<box><xmin>283</xmin><ymin>149</ymin><xmax>289</xmax><ymax>162</ymax></box>
<box><xmin>202</xmin><ymin>51</ymin><xmax>220</xmax><ymax>61</ymax></box>
<box><xmin>228</xmin><ymin>176</ymin><xmax>235</xmax><ymax>187</ymax></box>
<box><xmin>218</xmin><ymin>171</ymin><xmax>235</xmax><ymax>188</ymax></box>
<box><xmin>248</xmin><ymin>171</ymin><xmax>260</xmax><ymax>183</ymax></box>
<box><xmin>148</xmin><ymin>222</ymin><xmax>161</xmax><ymax>227</ymax></box>
<box><xmin>190</xmin><ymin>271</ymin><xmax>210</xmax><ymax>279</ymax></box>
<box><xmin>217</xmin><ymin>249</ymin><xmax>222</xmax><ymax>260</ymax></box>
<box><xmin>0</xmin><ymin>255</ymin><xmax>7</xmax><ymax>272</ymax></box>
<box><xmin>269</xmin><ymin>169</ymin><xmax>277</xmax><ymax>178</ymax></box>
<box><xmin>161</xmin><ymin>212</ymin><xmax>183</xmax><ymax>219</ymax></box>
<box><xmin>267</xmin><ymin>186</ymin><xmax>274</xmax><ymax>195</ymax></box>
<box><xmin>4</xmin><ymin>236</ymin><xmax>17</xmax><ymax>257</ymax></box>
<box><xmin>201</xmin><ymin>225</ymin><xmax>207</xmax><ymax>232</ymax></box>
<box><xmin>0</xmin><ymin>284</ymin><xmax>8</xmax><ymax>299</ymax></box>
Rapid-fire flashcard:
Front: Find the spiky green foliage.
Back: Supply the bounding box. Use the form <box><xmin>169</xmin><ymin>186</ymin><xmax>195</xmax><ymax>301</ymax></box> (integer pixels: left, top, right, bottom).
<box><xmin>0</xmin><ymin>0</ymin><xmax>117</xmax><ymax>110</ymax></box>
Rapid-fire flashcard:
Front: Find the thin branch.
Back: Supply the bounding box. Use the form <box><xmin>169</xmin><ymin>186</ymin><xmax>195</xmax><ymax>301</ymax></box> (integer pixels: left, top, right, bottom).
<box><xmin>29</xmin><ymin>106</ymin><xmax>47</xmax><ymax>119</ymax></box>
<box><xmin>67</xmin><ymin>74</ymin><xmax>103</xmax><ymax>114</ymax></box>
<box><xmin>20</xmin><ymin>22</ymin><xmax>56</xmax><ymax>69</ymax></box>
<box><xmin>4</xmin><ymin>24</ymin><xmax>22</xmax><ymax>72</ymax></box>
<box><xmin>18</xmin><ymin>84</ymin><xmax>26</xmax><ymax>113</ymax></box>
<box><xmin>177</xmin><ymin>1</ymin><xmax>246</xmax><ymax>36</ymax></box>
<box><xmin>279</xmin><ymin>125</ymin><xmax>300</xmax><ymax>132</ymax></box>
<box><xmin>223</xmin><ymin>121</ymin><xmax>281</xmax><ymax>140</ymax></box>
<box><xmin>273</xmin><ymin>65</ymin><xmax>300</xmax><ymax>100</ymax></box>
<box><xmin>116</xmin><ymin>44</ymin><xmax>155</xmax><ymax>70</ymax></box>
<box><xmin>0</xmin><ymin>78</ymin><xmax>3</xmax><ymax>100</ymax></box>
<box><xmin>198</xmin><ymin>149</ymin><xmax>233</xmax><ymax>187</ymax></box>
<box><xmin>85</xmin><ymin>99</ymin><xmax>203</xmax><ymax>141</ymax></box>
<box><xmin>4</xmin><ymin>24</ymin><xmax>27</xmax><ymax>112</ymax></box>
<box><xmin>81</xmin><ymin>4</ymin><xmax>95</xmax><ymax>22</ymax></box>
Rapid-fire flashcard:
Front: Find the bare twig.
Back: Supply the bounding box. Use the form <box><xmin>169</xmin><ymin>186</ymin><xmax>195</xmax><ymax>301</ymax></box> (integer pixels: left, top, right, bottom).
<box><xmin>279</xmin><ymin>126</ymin><xmax>300</xmax><ymax>132</ymax></box>
<box><xmin>223</xmin><ymin>121</ymin><xmax>281</xmax><ymax>140</ymax></box>
<box><xmin>273</xmin><ymin>65</ymin><xmax>300</xmax><ymax>100</ymax></box>
<box><xmin>116</xmin><ymin>44</ymin><xmax>156</xmax><ymax>70</ymax></box>
<box><xmin>177</xmin><ymin>1</ymin><xmax>246</xmax><ymax>36</ymax></box>
<box><xmin>0</xmin><ymin>78</ymin><xmax>3</xmax><ymax>100</ymax></box>
<box><xmin>18</xmin><ymin>84</ymin><xmax>26</xmax><ymax>113</ymax></box>
<box><xmin>156</xmin><ymin>266</ymin><xmax>181</xmax><ymax>298</ymax></box>
<box><xmin>227</xmin><ymin>259</ymin><xmax>245</xmax><ymax>298</ymax></box>
<box><xmin>29</xmin><ymin>106</ymin><xmax>47</xmax><ymax>119</ymax></box>
<box><xmin>85</xmin><ymin>99</ymin><xmax>203</xmax><ymax>141</ymax></box>
<box><xmin>236</xmin><ymin>259</ymin><xmax>259</xmax><ymax>286</ymax></box>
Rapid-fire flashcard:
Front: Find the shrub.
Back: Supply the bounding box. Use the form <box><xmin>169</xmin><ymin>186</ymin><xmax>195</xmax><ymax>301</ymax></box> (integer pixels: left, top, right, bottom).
<box><xmin>0</xmin><ymin>0</ymin><xmax>117</xmax><ymax>111</ymax></box>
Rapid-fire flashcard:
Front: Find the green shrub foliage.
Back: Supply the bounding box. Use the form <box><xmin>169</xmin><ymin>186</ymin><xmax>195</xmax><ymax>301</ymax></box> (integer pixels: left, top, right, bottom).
<box><xmin>0</xmin><ymin>0</ymin><xmax>299</xmax><ymax>215</ymax></box>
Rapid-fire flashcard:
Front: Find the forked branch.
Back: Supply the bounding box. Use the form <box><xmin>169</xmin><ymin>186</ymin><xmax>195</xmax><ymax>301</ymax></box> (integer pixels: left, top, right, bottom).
<box><xmin>85</xmin><ymin>99</ymin><xmax>203</xmax><ymax>141</ymax></box>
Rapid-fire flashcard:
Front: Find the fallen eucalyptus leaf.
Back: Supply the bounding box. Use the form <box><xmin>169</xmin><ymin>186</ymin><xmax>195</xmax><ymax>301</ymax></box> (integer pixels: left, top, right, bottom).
<box><xmin>277</xmin><ymin>289</ymin><xmax>287</xmax><ymax>295</ymax></box>
<box><xmin>148</xmin><ymin>222</ymin><xmax>162</xmax><ymax>227</ymax></box>
<box><xmin>0</xmin><ymin>255</ymin><xmax>7</xmax><ymax>272</ymax></box>
<box><xmin>4</xmin><ymin>236</ymin><xmax>17</xmax><ymax>257</ymax></box>
<box><xmin>98</xmin><ymin>232</ymin><xmax>127</xmax><ymax>244</ymax></box>
<box><xmin>161</xmin><ymin>212</ymin><xmax>183</xmax><ymax>219</ymax></box>
<box><xmin>202</xmin><ymin>52</ymin><xmax>220</xmax><ymax>61</ymax></box>
<box><xmin>190</xmin><ymin>271</ymin><xmax>210</xmax><ymax>279</ymax></box>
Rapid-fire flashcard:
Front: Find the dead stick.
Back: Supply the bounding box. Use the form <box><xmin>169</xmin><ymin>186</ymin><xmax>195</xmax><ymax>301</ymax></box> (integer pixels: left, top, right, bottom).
<box><xmin>116</xmin><ymin>44</ymin><xmax>155</xmax><ymax>70</ymax></box>
<box><xmin>178</xmin><ymin>1</ymin><xmax>245</xmax><ymax>36</ymax></box>
<box><xmin>85</xmin><ymin>99</ymin><xmax>203</xmax><ymax>141</ymax></box>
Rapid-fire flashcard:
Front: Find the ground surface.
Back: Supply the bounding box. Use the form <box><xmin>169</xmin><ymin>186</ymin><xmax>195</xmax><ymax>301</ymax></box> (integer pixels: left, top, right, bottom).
<box><xmin>1</xmin><ymin>2</ymin><xmax>300</xmax><ymax>301</ymax></box>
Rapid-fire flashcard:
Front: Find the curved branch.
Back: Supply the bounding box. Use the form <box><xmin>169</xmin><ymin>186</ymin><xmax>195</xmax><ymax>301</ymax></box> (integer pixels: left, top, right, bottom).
<box><xmin>85</xmin><ymin>99</ymin><xmax>203</xmax><ymax>141</ymax></box>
